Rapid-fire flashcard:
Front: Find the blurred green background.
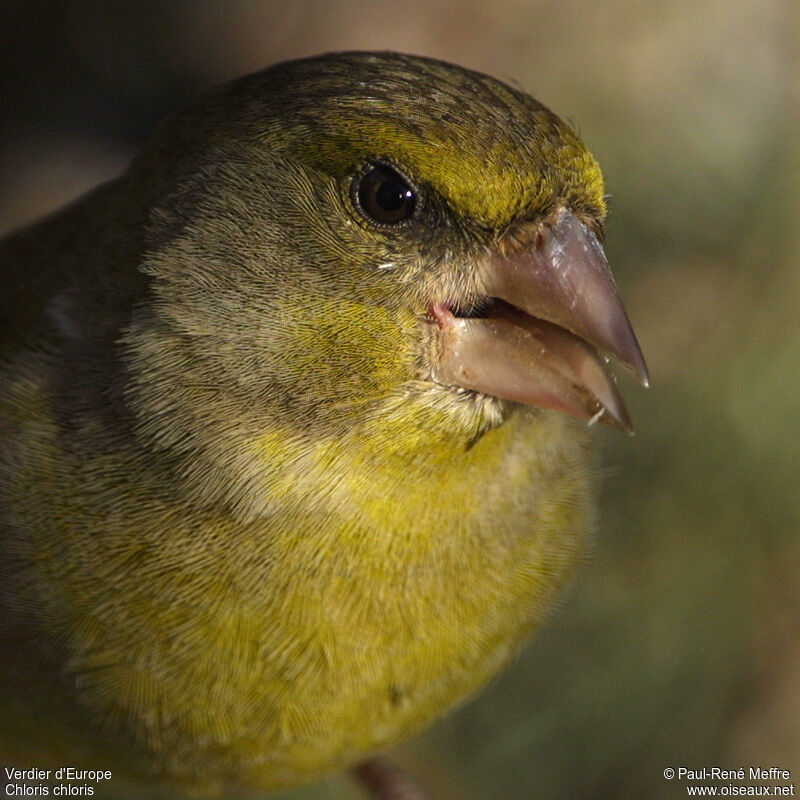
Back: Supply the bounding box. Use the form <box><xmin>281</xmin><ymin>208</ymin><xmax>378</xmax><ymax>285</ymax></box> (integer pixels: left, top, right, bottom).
<box><xmin>1</xmin><ymin>1</ymin><xmax>798</xmax><ymax>798</ymax></box>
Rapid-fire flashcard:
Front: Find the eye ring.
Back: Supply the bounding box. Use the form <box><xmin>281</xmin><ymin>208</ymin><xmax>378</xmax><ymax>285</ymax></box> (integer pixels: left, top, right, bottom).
<box><xmin>352</xmin><ymin>161</ymin><xmax>419</xmax><ymax>226</ymax></box>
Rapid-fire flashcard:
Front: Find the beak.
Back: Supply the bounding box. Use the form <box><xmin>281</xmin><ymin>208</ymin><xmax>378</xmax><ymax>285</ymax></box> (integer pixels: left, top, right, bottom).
<box><xmin>429</xmin><ymin>207</ymin><xmax>648</xmax><ymax>433</ymax></box>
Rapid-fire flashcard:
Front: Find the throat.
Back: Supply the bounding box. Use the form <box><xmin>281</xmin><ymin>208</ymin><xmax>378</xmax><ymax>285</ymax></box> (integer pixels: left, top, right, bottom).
<box><xmin>305</xmin><ymin>391</ymin><xmax>523</xmax><ymax>532</ymax></box>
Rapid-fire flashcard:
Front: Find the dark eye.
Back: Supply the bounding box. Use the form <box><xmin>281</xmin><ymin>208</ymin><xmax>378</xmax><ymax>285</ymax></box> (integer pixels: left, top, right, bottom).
<box><xmin>354</xmin><ymin>163</ymin><xmax>417</xmax><ymax>225</ymax></box>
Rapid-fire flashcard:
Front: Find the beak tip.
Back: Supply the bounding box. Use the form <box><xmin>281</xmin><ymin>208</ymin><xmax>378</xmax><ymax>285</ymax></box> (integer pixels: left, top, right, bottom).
<box><xmin>617</xmin><ymin>337</ymin><xmax>649</xmax><ymax>389</ymax></box>
<box><xmin>608</xmin><ymin>403</ymin><xmax>635</xmax><ymax>436</ymax></box>
<box><xmin>592</xmin><ymin>406</ymin><xmax>634</xmax><ymax>435</ymax></box>
<box><xmin>633</xmin><ymin>349</ymin><xmax>650</xmax><ymax>388</ymax></box>
<box><xmin>635</xmin><ymin>360</ymin><xmax>650</xmax><ymax>389</ymax></box>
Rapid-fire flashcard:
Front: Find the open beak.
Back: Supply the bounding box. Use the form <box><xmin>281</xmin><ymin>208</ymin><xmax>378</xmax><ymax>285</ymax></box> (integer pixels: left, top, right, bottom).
<box><xmin>429</xmin><ymin>207</ymin><xmax>648</xmax><ymax>433</ymax></box>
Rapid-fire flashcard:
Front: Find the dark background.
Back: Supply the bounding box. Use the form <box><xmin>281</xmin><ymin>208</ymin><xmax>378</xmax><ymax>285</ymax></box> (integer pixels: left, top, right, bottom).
<box><xmin>1</xmin><ymin>2</ymin><xmax>798</xmax><ymax>798</ymax></box>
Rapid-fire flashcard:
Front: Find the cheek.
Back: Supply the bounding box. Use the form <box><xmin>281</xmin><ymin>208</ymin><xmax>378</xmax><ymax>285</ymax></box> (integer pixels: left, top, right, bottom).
<box><xmin>142</xmin><ymin>170</ymin><xmax>425</xmax><ymax>422</ymax></box>
<box><xmin>273</xmin><ymin>297</ymin><xmax>419</xmax><ymax>396</ymax></box>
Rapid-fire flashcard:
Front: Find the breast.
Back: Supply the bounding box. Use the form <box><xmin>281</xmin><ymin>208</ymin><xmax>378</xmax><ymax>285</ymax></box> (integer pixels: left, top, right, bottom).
<box><xmin>1</xmin><ymin>372</ymin><xmax>594</xmax><ymax>794</ymax></box>
<box><xmin>120</xmin><ymin>409</ymin><xmax>594</xmax><ymax>791</ymax></box>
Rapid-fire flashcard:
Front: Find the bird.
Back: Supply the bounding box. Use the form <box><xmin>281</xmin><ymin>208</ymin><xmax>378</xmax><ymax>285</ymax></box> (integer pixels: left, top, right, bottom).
<box><xmin>0</xmin><ymin>51</ymin><xmax>647</xmax><ymax>798</ymax></box>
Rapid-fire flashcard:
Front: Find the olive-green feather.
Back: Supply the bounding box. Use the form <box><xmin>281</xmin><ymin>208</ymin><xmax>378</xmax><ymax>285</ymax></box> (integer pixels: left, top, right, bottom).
<box><xmin>0</xmin><ymin>51</ymin><xmax>602</xmax><ymax>796</ymax></box>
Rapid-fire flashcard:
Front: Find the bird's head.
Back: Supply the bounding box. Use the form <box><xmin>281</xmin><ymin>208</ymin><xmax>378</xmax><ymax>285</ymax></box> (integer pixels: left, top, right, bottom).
<box><xmin>127</xmin><ymin>52</ymin><xmax>647</xmax><ymax>491</ymax></box>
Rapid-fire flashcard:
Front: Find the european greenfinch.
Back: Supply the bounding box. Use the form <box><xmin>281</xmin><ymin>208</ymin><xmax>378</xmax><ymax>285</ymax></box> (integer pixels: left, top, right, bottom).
<box><xmin>0</xmin><ymin>52</ymin><xmax>647</xmax><ymax>798</ymax></box>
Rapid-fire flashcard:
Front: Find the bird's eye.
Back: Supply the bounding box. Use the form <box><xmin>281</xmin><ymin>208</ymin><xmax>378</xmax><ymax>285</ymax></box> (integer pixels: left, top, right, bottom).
<box><xmin>354</xmin><ymin>163</ymin><xmax>417</xmax><ymax>225</ymax></box>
